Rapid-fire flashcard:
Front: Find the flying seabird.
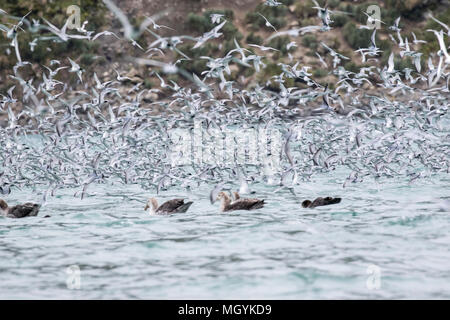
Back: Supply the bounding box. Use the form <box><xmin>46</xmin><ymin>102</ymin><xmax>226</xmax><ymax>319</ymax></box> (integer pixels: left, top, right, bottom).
<box><xmin>302</xmin><ymin>197</ymin><xmax>341</xmax><ymax>209</ymax></box>
<box><xmin>0</xmin><ymin>199</ymin><xmax>40</xmax><ymax>218</ymax></box>
<box><xmin>144</xmin><ymin>198</ymin><xmax>193</xmax><ymax>215</ymax></box>
<box><xmin>216</xmin><ymin>191</ymin><xmax>264</xmax><ymax>212</ymax></box>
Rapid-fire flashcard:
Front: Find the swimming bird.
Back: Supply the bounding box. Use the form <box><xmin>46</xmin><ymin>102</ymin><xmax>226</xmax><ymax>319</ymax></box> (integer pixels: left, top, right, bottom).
<box><xmin>216</xmin><ymin>191</ymin><xmax>264</xmax><ymax>212</ymax></box>
<box><xmin>302</xmin><ymin>197</ymin><xmax>341</xmax><ymax>208</ymax></box>
<box><xmin>0</xmin><ymin>199</ymin><xmax>40</xmax><ymax>218</ymax></box>
<box><xmin>144</xmin><ymin>198</ymin><xmax>193</xmax><ymax>215</ymax></box>
<box><xmin>0</xmin><ymin>4</ymin><xmax>449</xmax><ymax>210</ymax></box>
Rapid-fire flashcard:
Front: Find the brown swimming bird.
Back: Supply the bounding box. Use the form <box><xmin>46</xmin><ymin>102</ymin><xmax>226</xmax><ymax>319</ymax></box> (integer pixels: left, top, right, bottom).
<box><xmin>0</xmin><ymin>199</ymin><xmax>41</xmax><ymax>218</ymax></box>
<box><xmin>144</xmin><ymin>197</ymin><xmax>193</xmax><ymax>215</ymax></box>
<box><xmin>216</xmin><ymin>191</ymin><xmax>265</xmax><ymax>212</ymax></box>
<box><xmin>302</xmin><ymin>196</ymin><xmax>341</xmax><ymax>208</ymax></box>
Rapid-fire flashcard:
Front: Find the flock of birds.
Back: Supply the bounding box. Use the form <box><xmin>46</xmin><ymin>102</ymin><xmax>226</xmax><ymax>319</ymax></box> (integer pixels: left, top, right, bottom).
<box><xmin>0</xmin><ymin>0</ymin><xmax>449</xmax><ymax>218</ymax></box>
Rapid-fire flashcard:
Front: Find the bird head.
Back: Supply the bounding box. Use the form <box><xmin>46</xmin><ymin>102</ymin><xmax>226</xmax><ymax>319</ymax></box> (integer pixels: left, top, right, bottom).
<box><xmin>216</xmin><ymin>191</ymin><xmax>229</xmax><ymax>201</ymax></box>
<box><xmin>144</xmin><ymin>198</ymin><xmax>158</xmax><ymax>212</ymax></box>
<box><xmin>0</xmin><ymin>199</ymin><xmax>8</xmax><ymax>210</ymax></box>
<box><xmin>301</xmin><ymin>200</ymin><xmax>312</xmax><ymax>208</ymax></box>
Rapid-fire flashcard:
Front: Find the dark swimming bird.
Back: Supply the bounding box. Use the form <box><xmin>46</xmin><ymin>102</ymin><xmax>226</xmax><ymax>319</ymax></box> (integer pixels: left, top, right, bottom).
<box><xmin>144</xmin><ymin>197</ymin><xmax>193</xmax><ymax>215</ymax></box>
<box><xmin>302</xmin><ymin>197</ymin><xmax>341</xmax><ymax>208</ymax></box>
<box><xmin>0</xmin><ymin>199</ymin><xmax>41</xmax><ymax>218</ymax></box>
<box><xmin>216</xmin><ymin>191</ymin><xmax>265</xmax><ymax>212</ymax></box>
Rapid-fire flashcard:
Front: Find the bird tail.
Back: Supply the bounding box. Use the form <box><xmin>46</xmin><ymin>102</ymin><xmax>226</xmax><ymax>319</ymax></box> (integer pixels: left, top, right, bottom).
<box><xmin>30</xmin><ymin>204</ymin><xmax>41</xmax><ymax>216</ymax></box>
<box><xmin>251</xmin><ymin>200</ymin><xmax>265</xmax><ymax>210</ymax></box>
<box><xmin>177</xmin><ymin>201</ymin><xmax>193</xmax><ymax>213</ymax></box>
<box><xmin>330</xmin><ymin>197</ymin><xmax>341</xmax><ymax>204</ymax></box>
